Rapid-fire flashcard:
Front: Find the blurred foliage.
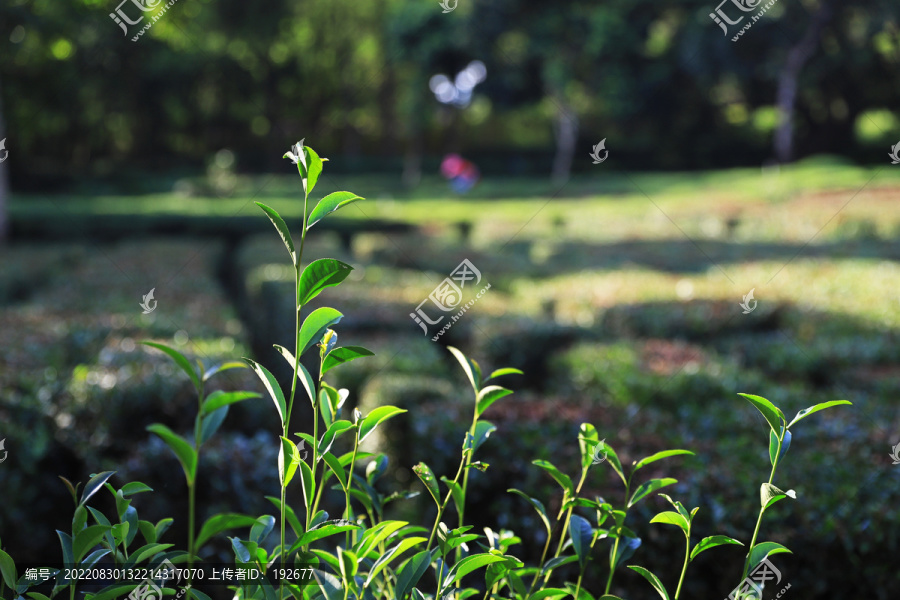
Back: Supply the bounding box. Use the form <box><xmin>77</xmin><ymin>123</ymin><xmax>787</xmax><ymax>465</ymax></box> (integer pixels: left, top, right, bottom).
<box><xmin>2</xmin><ymin>0</ymin><xmax>900</xmax><ymax>184</ymax></box>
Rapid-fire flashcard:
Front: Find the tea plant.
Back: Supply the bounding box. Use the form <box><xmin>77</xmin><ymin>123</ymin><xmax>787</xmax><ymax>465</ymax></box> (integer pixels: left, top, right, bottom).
<box><xmin>0</xmin><ymin>142</ymin><xmax>853</xmax><ymax>600</ymax></box>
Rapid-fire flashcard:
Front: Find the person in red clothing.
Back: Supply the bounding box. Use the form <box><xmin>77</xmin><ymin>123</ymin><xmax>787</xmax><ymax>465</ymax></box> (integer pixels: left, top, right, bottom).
<box><xmin>440</xmin><ymin>153</ymin><xmax>480</xmax><ymax>193</ymax></box>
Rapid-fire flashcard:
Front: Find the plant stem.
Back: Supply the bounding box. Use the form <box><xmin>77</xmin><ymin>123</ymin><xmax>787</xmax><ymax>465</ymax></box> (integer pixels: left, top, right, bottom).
<box><xmin>573</xmin><ymin>569</ymin><xmax>586</xmax><ymax>600</ymax></box>
<box><xmin>345</xmin><ymin>430</ymin><xmax>360</xmax><ymax>548</ymax></box>
<box><xmin>674</xmin><ymin>529</ymin><xmax>690</xmax><ymax>600</ymax></box>
<box><xmin>543</xmin><ymin>467</ymin><xmax>589</xmax><ymax>586</ymax></box>
<box><xmin>736</xmin><ymin>431</ymin><xmax>784</xmax><ymax>600</ymax></box>
<box><xmin>603</xmin><ymin>477</ymin><xmax>631</xmax><ymax>596</ymax></box>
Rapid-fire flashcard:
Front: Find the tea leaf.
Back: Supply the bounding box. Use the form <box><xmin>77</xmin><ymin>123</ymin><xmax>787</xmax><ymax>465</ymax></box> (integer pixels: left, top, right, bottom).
<box><xmin>626</xmin><ymin>566</ymin><xmax>670</xmax><ymax>600</ymax></box>
<box><xmin>299</xmin><ymin>307</ymin><xmax>344</xmax><ymax>356</ymax></box>
<box><xmin>299</xmin><ymin>258</ymin><xmax>354</xmax><ymax>305</ymax></box>
<box><xmin>322</xmin><ymin>346</ymin><xmax>375</xmax><ymax>374</ymax></box>
<box><xmin>738</xmin><ymin>393</ymin><xmax>785</xmax><ymax>435</ymax></box>
<box><xmin>147</xmin><ymin>425</ymin><xmax>197</xmax><ymax>485</ymax></box>
<box><xmin>569</xmin><ymin>514</ymin><xmax>593</xmax><ymax>568</ymax></box>
<box><xmin>689</xmin><ymin>535</ymin><xmax>743</xmax><ymax>561</ymax></box>
<box><xmin>245</xmin><ymin>358</ymin><xmax>287</xmax><ymax>426</ymax></box>
<box><xmin>255</xmin><ymin>202</ymin><xmax>296</xmax><ymax>264</ymax></box>
<box><xmin>787</xmin><ymin>400</ymin><xmax>852</xmax><ymax>428</ymax></box>
<box><xmin>629</xmin><ymin>478</ymin><xmax>677</xmax><ymax>508</ymax></box>
<box><xmin>142</xmin><ymin>342</ymin><xmax>201</xmax><ymax>393</ymax></box>
<box><xmin>308</xmin><ymin>191</ymin><xmax>364</xmax><ymax>229</ymax></box>
<box><xmin>412</xmin><ymin>462</ymin><xmax>441</xmax><ymax>506</ymax></box>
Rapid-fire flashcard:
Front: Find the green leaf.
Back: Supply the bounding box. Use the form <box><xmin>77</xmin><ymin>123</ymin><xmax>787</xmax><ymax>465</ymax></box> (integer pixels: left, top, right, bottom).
<box><xmin>279</xmin><ymin>436</ymin><xmax>302</xmax><ymax>488</ymax></box>
<box><xmin>578</xmin><ymin>423</ymin><xmax>599</xmax><ymax>471</ymax></box>
<box><xmin>508</xmin><ymin>489</ymin><xmax>551</xmax><ymax>536</ymax></box>
<box><xmin>230</xmin><ymin>536</ymin><xmax>252</xmax><ymax>562</ymax></box>
<box><xmin>412</xmin><ymin>462</ymin><xmax>441</xmax><ymax>507</ymax></box>
<box><xmin>628</xmin><ymin>478</ymin><xmax>677</xmax><ymax>508</ymax></box>
<box><xmin>294</xmin><ymin>522</ymin><xmax>358</xmax><ymax>549</ymax></box>
<box><xmin>611</xmin><ymin>535</ymin><xmax>641</xmax><ymax>569</ymax></box>
<box><xmin>59</xmin><ymin>476</ymin><xmax>79</xmax><ymax>505</ymax></box>
<box><xmin>125</xmin><ymin>543</ymin><xmax>172</xmax><ymax>567</ymax></box>
<box><xmin>303</xmin><ymin>145</ymin><xmax>324</xmax><ymax>196</ymax></box>
<box><xmin>120</xmin><ymin>482</ymin><xmax>154</xmax><ymax>497</ymax></box>
<box><xmin>649</xmin><ymin>511</ymin><xmax>689</xmax><ymax>536</ymax></box>
<box><xmin>308</xmin><ymin>191</ymin><xmax>364</xmax><ymax>229</ymax></box>
<box><xmin>469</xmin><ymin>420</ymin><xmax>497</xmax><ymax>454</ymax></box>
<box><xmin>312</xmin><ymin>569</ymin><xmax>344</xmax><ymax>600</ymax></box>
<box><xmin>529</xmin><ymin>589</ymin><xmax>570</xmax><ymax>600</ymax></box>
<box><xmin>245</xmin><ymin>359</ymin><xmax>287</xmax><ymax>426</ymax></box>
<box><xmin>633</xmin><ymin>449</ymin><xmax>694</xmax><ymax>472</ymax></box>
<box><xmin>443</xmin><ymin>554</ymin><xmax>507</xmax><ymax>590</ymax></box>
<box><xmin>760</xmin><ymin>483</ymin><xmax>796</xmax><ymax>510</ymax></box>
<box><xmin>447</xmin><ymin>346</ymin><xmax>481</xmax><ymax>394</ymax></box>
<box><xmin>626</xmin><ymin>566</ymin><xmax>670</xmax><ymax>600</ymax></box>
<box><xmin>689</xmin><ymin>535</ymin><xmax>743</xmax><ymax>561</ymax></box>
<box><xmin>146</xmin><ymin>424</ymin><xmax>197</xmax><ymax>485</ymax></box>
<box><xmin>395</xmin><ymin>551</ymin><xmax>435</xmax><ymax>600</ymax></box>
<box><xmin>298</xmin><ymin>459</ymin><xmax>315</xmax><ymax>513</ymax></box>
<box><xmin>201</xmin><ymin>391</ymin><xmax>261</xmax><ymax>415</ymax></box>
<box><xmin>200</xmin><ymin>406</ymin><xmax>228</xmax><ymax>445</ymax></box>
<box><xmin>251</xmin><ymin>515</ymin><xmax>276</xmax><ymax>545</ymax></box>
<box><xmin>73</xmin><ymin>525</ymin><xmax>108</xmax><ymax>563</ymax></box>
<box><xmin>273</xmin><ymin>345</ymin><xmax>316</xmax><ymax>409</ymax></box>
<box><xmin>738</xmin><ymin>393</ymin><xmax>785</xmax><ymax>435</ymax></box>
<box><xmin>265</xmin><ymin>496</ymin><xmax>304</xmax><ymax>538</ymax></box>
<box><xmin>338</xmin><ymin>547</ymin><xmax>358</xmax><ymax>579</ymax></box>
<box><xmin>483</xmin><ymin>368</ymin><xmax>523</xmax><ymax>383</ymax></box>
<box><xmin>255</xmin><ymin>202</ymin><xmax>296</xmax><ymax>264</ymax></box>
<box><xmin>299</xmin><ymin>259</ymin><xmax>355</xmax><ymax>305</ymax></box>
<box><xmin>0</xmin><ymin>549</ymin><xmax>16</xmax><ymax>590</ymax></box>
<box><xmin>317</xmin><ymin>420</ymin><xmax>355</xmax><ymax>457</ymax></box>
<box><xmin>56</xmin><ymin>531</ymin><xmax>73</xmax><ymax>578</ymax></box>
<box><xmin>569</xmin><ymin>514</ymin><xmax>593</xmax><ymax>568</ymax></box>
<box><xmin>533</xmin><ymin>460</ymin><xmax>574</xmax><ymax>497</ymax></box>
<box><xmin>787</xmin><ymin>400</ymin><xmax>852</xmax><ymax>428</ymax></box>
<box><xmin>597</xmin><ymin>440</ymin><xmax>627</xmax><ymax>487</ymax></box>
<box><xmin>359</xmin><ymin>406</ymin><xmax>407</xmax><ymax>444</ymax></box>
<box><xmin>746</xmin><ymin>542</ymin><xmax>791</xmax><ymax>573</ymax></box>
<box><xmin>768</xmin><ymin>429</ymin><xmax>792</xmax><ymax>466</ymax></box>
<box><xmin>195</xmin><ymin>514</ymin><xmax>257</xmax><ymax>549</ymax></box>
<box><xmin>299</xmin><ymin>307</ymin><xmax>344</xmax><ymax>356</ymax></box>
<box><xmin>363</xmin><ymin>537</ymin><xmax>428</xmax><ymax>589</ymax></box>
<box><xmin>141</xmin><ymin>341</ymin><xmax>201</xmax><ymax>393</ymax></box>
<box><xmin>80</xmin><ymin>471</ymin><xmax>116</xmax><ymax>507</ymax></box>
<box><xmin>439</xmin><ymin>476</ymin><xmax>466</xmax><ymax>519</ymax></box>
<box><xmin>323</xmin><ymin>452</ymin><xmax>349</xmax><ymax>491</ymax></box>
<box><xmin>476</xmin><ymin>386</ymin><xmax>513</xmax><ymax>417</ymax></box>
<box><xmin>202</xmin><ymin>361</ymin><xmax>247</xmax><ymax>382</ymax></box>
<box><xmin>323</xmin><ymin>346</ymin><xmax>375</xmax><ymax>374</ymax></box>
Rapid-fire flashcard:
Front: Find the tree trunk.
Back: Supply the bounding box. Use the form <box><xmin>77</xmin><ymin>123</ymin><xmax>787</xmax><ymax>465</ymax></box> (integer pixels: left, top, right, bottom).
<box><xmin>774</xmin><ymin>1</ymin><xmax>834</xmax><ymax>163</ymax></box>
<box><xmin>550</xmin><ymin>94</ymin><xmax>578</xmax><ymax>185</ymax></box>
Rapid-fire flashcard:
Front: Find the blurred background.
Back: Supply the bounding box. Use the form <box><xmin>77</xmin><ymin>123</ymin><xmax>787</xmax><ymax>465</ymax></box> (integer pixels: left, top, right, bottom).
<box><xmin>2</xmin><ymin>0</ymin><xmax>900</xmax><ymax>598</ymax></box>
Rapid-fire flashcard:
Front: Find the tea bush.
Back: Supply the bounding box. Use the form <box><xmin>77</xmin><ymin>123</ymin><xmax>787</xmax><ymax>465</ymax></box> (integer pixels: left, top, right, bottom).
<box><xmin>0</xmin><ymin>144</ymin><xmax>855</xmax><ymax>600</ymax></box>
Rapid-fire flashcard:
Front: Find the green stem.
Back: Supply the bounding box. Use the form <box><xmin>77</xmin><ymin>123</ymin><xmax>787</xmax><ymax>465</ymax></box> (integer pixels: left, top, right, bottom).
<box><xmin>674</xmin><ymin>529</ymin><xmax>690</xmax><ymax>600</ymax></box>
<box><xmin>543</xmin><ymin>468</ymin><xmax>590</xmax><ymax>586</ymax></box>
<box><xmin>426</xmin><ymin>454</ymin><xmax>467</xmax><ymax>551</ymax></box>
<box><xmin>527</xmin><ymin>527</ymin><xmax>554</xmax><ymax>595</ymax></box>
<box><xmin>736</xmin><ymin>431</ymin><xmax>783</xmax><ymax>600</ymax></box>
<box><xmin>603</xmin><ymin>477</ymin><xmax>631</xmax><ymax>596</ymax></box>
<box><xmin>345</xmin><ymin>430</ymin><xmax>360</xmax><ymax>548</ymax></box>
<box><xmin>573</xmin><ymin>568</ymin><xmax>586</xmax><ymax>600</ymax></box>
